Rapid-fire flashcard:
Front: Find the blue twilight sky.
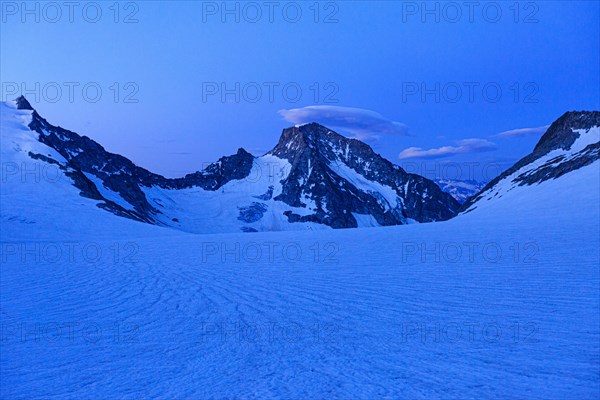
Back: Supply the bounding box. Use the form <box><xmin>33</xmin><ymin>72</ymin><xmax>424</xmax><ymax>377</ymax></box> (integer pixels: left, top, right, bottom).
<box><xmin>1</xmin><ymin>1</ymin><xmax>599</xmax><ymax>180</ymax></box>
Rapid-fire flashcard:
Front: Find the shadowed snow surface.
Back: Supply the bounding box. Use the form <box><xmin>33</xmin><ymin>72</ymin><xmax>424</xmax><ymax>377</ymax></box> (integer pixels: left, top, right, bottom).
<box><xmin>1</xmin><ymin>101</ymin><xmax>599</xmax><ymax>398</ymax></box>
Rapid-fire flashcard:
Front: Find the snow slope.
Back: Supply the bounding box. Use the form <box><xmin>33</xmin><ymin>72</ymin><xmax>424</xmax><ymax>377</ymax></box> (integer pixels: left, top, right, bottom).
<box><xmin>0</xmin><ymin>101</ymin><xmax>162</xmax><ymax>241</ymax></box>
<box><xmin>1</xmin><ymin>176</ymin><xmax>598</xmax><ymax>399</ymax></box>
<box><xmin>1</xmin><ymin>101</ymin><xmax>599</xmax><ymax>398</ymax></box>
<box><xmin>143</xmin><ymin>155</ymin><xmax>330</xmax><ymax>234</ymax></box>
<box><xmin>462</xmin><ymin>113</ymin><xmax>600</xmax><ymax>216</ymax></box>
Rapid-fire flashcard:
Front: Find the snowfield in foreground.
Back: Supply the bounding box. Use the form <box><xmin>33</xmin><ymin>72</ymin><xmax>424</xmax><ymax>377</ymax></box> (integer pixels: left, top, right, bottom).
<box><xmin>1</xmin><ymin>160</ymin><xmax>599</xmax><ymax>398</ymax></box>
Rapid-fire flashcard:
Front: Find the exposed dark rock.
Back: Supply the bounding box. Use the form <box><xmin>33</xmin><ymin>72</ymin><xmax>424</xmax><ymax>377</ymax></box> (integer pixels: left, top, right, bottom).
<box><xmin>254</xmin><ymin>186</ymin><xmax>274</xmax><ymax>201</ymax></box>
<box><xmin>238</xmin><ymin>202</ymin><xmax>268</xmax><ymax>223</ymax></box>
<box><xmin>534</xmin><ymin>111</ymin><xmax>600</xmax><ymax>154</ymax></box>
<box><xmin>461</xmin><ymin>111</ymin><xmax>600</xmax><ymax>212</ymax></box>
<box><xmin>172</xmin><ymin>148</ymin><xmax>254</xmax><ymax>190</ymax></box>
<box><xmin>15</xmin><ymin>95</ymin><xmax>33</xmax><ymax>110</ymax></box>
<box><xmin>269</xmin><ymin>123</ymin><xmax>460</xmax><ymax>227</ymax></box>
<box><xmin>18</xmin><ymin>98</ymin><xmax>256</xmax><ymax>224</ymax></box>
<box><xmin>514</xmin><ymin>142</ymin><xmax>599</xmax><ymax>185</ymax></box>
<box><xmin>16</xmin><ymin>97</ymin><xmax>462</xmax><ymax>230</ymax></box>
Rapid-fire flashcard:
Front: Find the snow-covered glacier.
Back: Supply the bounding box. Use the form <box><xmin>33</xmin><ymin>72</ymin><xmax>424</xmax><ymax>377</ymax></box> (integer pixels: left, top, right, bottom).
<box><xmin>1</xmin><ymin>99</ymin><xmax>599</xmax><ymax>398</ymax></box>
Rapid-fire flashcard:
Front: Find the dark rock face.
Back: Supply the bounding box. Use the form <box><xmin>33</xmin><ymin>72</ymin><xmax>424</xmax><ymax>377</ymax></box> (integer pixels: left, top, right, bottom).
<box><xmin>268</xmin><ymin>123</ymin><xmax>460</xmax><ymax>227</ymax></box>
<box><xmin>461</xmin><ymin>111</ymin><xmax>600</xmax><ymax>212</ymax></box>
<box><xmin>238</xmin><ymin>202</ymin><xmax>268</xmax><ymax>223</ymax></box>
<box><xmin>533</xmin><ymin>111</ymin><xmax>600</xmax><ymax>154</ymax></box>
<box><xmin>172</xmin><ymin>148</ymin><xmax>254</xmax><ymax>190</ymax></box>
<box><xmin>22</xmin><ymin>100</ymin><xmax>165</xmax><ymax>222</ymax></box>
<box><xmin>16</xmin><ymin>96</ymin><xmax>34</xmax><ymax>110</ymax></box>
<box><xmin>26</xmin><ymin>151</ymin><xmax>149</xmax><ymax>222</ymax></box>
<box><xmin>254</xmin><ymin>186</ymin><xmax>274</xmax><ymax>201</ymax></box>
<box><xmin>17</xmin><ymin>96</ymin><xmax>255</xmax><ymax>224</ymax></box>
<box><xmin>513</xmin><ymin>141</ymin><xmax>599</xmax><ymax>185</ymax></box>
<box><xmin>16</xmin><ymin>97</ymin><xmax>460</xmax><ymax>230</ymax></box>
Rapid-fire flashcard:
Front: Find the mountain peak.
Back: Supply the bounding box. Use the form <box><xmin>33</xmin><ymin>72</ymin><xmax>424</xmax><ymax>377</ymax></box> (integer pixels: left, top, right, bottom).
<box><xmin>235</xmin><ymin>147</ymin><xmax>251</xmax><ymax>156</ymax></box>
<box><xmin>15</xmin><ymin>95</ymin><xmax>34</xmax><ymax>110</ymax></box>
<box><xmin>270</xmin><ymin>122</ymin><xmax>362</xmax><ymax>164</ymax></box>
<box><xmin>461</xmin><ymin>110</ymin><xmax>600</xmax><ymax>213</ymax></box>
<box><xmin>281</xmin><ymin>122</ymin><xmax>342</xmax><ymax>142</ymax></box>
<box><xmin>534</xmin><ymin>110</ymin><xmax>600</xmax><ymax>155</ymax></box>
<box><xmin>2</xmin><ymin>101</ymin><xmax>460</xmax><ymax>232</ymax></box>
<box><xmin>264</xmin><ymin>121</ymin><xmax>460</xmax><ymax>226</ymax></box>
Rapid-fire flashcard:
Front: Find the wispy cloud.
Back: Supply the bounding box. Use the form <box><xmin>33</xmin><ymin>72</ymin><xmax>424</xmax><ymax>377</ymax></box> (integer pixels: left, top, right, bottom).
<box><xmin>494</xmin><ymin>125</ymin><xmax>549</xmax><ymax>138</ymax></box>
<box><xmin>278</xmin><ymin>105</ymin><xmax>409</xmax><ymax>141</ymax></box>
<box><xmin>398</xmin><ymin>138</ymin><xmax>498</xmax><ymax>159</ymax></box>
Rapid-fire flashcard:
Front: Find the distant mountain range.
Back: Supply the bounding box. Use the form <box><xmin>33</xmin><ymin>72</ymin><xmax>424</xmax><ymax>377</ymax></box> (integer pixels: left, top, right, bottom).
<box><xmin>2</xmin><ymin>96</ymin><xmax>598</xmax><ymax>234</ymax></box>
<box><xmin>7</xmin><ymin>96</ymin><xmax>459</xmax><ymax>234</ymax></box>
<box><xmin>433</xmin><ymin>179</ymin><xmax>487</xmax><ymax>204</ymax></box>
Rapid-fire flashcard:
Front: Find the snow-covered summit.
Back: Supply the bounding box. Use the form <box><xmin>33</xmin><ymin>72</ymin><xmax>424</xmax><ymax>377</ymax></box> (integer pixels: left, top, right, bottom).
<box><xmin>1</xmin><ymin>98</ymin><xmax>459</xmax><ymax>234</ymax></box>
<box><xmin>6</xmin><ymin>97</ymin><xmax>596</xmax><ymax>235</ymax></box>
<box><xmin>267</xmin><ymin>122</ymin><xmax>460</xmax><ymax>227</ymax></box>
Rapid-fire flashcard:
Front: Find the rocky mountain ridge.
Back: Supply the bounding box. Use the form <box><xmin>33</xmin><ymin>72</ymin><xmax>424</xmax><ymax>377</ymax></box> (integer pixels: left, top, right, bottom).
<box><xmin>13</xmin><ymin>97</ymin><xmax>460</xmax><ymax>233</ymax></box>
<box><xmin>461</xmin><ymin>110</ymin><xmax>600</xmax><ymax>213</ymax></box>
